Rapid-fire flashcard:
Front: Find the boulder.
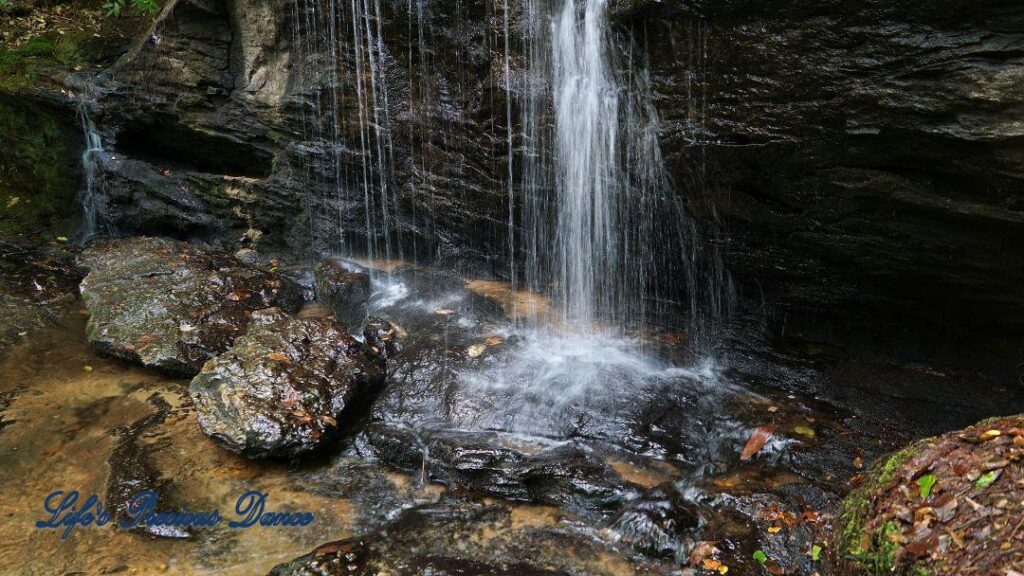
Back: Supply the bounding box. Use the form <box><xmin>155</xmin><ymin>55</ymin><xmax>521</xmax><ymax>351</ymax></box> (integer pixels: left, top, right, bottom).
<box><xmin>314</xmin><ymin>259</ymin><xmax>371</xmax><ymax>331</ymax></box>
<box><xmin>78</xmin><ymin>236</ymin><xmax>303</xmax><ymax>376</ymax></box>
<box><xmin>833</xmin><ymin>414</ymin><xmax>1024</xmax><ymax>575</ymax></box>
<box><xmin>189</xmin><ymin>308</ymin><xmax>385</xmax><ymax>459</ymax></box>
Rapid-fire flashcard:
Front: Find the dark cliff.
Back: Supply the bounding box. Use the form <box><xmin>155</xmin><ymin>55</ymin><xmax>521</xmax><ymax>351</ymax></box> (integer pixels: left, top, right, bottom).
<box><xmin>38</xmin><ymin>0</ymin><xmax>1024</xmax><ymax>353</ymax></box>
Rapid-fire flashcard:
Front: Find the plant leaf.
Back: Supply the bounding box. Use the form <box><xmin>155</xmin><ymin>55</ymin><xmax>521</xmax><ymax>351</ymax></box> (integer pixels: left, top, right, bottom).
<box><xmin>740</xmin><ymin>426</ymin><xmax>775</xmax><ymax>460</ymax></box>
<box><xmin>975</xmin><ymin>470</ymin><xmax>1000</xmax><ymax>488</ymax></box>
<box><xmin>917</xmin><ymin>474</ymin><xmax>937</xmax><ymax>498</ymax></box>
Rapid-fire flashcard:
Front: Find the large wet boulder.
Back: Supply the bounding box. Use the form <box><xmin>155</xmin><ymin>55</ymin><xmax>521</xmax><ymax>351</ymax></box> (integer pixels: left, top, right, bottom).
<box><xmin>78</xmin><ymin>236</ymin><xmax>303</xmax><ymax>376</ymax></box>
<box><xmin>314</xmin><ymin>259</ymin><xmax>371</xmax><ymax>331</ymax></box>
<box><xmin>833</xmin><ymin>414</ymin><xmax>1024</xmax><ymax>575</ymax></box>
<box><xmin>189</xmin><ymin>308</ymin><xmax>385</xmax><ymax>459</ymax></box>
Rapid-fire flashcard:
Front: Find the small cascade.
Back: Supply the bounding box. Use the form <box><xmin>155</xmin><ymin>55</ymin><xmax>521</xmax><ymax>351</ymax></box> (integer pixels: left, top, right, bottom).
<box><xmin>75</xmin><ymin>83</ymin><xmax>107</xmax><ymax>242</ymax></box>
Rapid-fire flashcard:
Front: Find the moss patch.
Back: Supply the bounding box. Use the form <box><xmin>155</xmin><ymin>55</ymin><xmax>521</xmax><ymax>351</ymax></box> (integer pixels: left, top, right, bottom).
<box><xmin>0</xmin><ymin>95</ymin><xmax>82</xmax><ymax>237</ymax></box>
<box><xmin>0</xmin><ymin>32</ymin><xmax>88</xmax><ymax>91</ymax></box>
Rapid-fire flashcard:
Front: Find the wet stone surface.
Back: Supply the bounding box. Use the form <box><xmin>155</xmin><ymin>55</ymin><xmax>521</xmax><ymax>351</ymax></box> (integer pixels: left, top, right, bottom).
<box><xmin>189</xmin><ymin>308</ymin><xmax>386</xmax><ymax>459</ymax></box>
<box><xmin>78</xmin><ymin>236</ymin><xmax>304</xmax><ymax>376</ymax></box>
<box><xmin>314</xmin><ymin>259</ymin><xmax>371</xmax><ymax>331</ymax></box>
<box><xmin>1</xmin><ymin>257</ymin><xmax>1022</xmax><ymax>575</ymax></box>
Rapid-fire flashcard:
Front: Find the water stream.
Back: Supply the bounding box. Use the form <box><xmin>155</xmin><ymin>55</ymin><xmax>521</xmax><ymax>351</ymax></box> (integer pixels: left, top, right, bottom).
<box><xmin>75</xmin><ymin>84</ymin><xmax>107</xmax><ymax>242</ymax></box>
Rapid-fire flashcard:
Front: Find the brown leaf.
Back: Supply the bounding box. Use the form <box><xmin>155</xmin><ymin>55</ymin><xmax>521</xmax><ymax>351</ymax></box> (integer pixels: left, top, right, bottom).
<box><xmin>267</xmin><ymin>352</ymin><xmax>292</xmax><ymax>365</ymax></box>
<box><xmin>702</xmin><ymin>558</ymin><xmax>722</xmax><ymax>571</ymax></box>
<box><xmin>740</xmin><ymin>425</ymin><xmax>776</xmax><ymax>461</ymax></box>
<box><xmin>934</xmin><ymin>496</ymin><xmax>958</xmax><ymax>523</ymax></box>
<box><xmin>484</xmin><ymin>336</ymin><xmax>504</xmax><ymax>346</ymax></box>
<box><xmin>688</xmin><ymin>541</ymin><xmax>718</xmax><ymax>567</ymax></box>
<box><xmin>227</xmin><ymin>288</ymin><xmax>252</xmax><ymax>301</ymax></box>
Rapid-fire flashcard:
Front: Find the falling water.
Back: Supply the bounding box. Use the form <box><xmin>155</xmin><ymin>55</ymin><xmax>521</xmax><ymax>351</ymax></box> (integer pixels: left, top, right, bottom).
<box><xmin>551</xmin><ymin>0</ymin><xmax>620</xmax><ymax>327</ymax></box>
<box><xmin>76</xmin><ymin>84</ymin><xmax>106</xmax><ymax>242</ymax></box>
<box><xmin>515</xmin><ymin>0</ymin><xmax>731</xmax><ymax>338</ymax></box>
<box><xmin>290</xmin><ymin>0</ymin><xmax>399</xmax><ymax>260</ymax></box>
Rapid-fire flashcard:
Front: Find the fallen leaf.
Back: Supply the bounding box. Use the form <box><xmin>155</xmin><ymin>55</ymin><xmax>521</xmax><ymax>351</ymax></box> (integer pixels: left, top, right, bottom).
<box><xmin>794</xmin><ymin>425</ymin><xmax>816</xmax><ymax>438</ymax></box>
<box><xmin>467</xmin><ymin>344</ymin><xmax>487</xmax><ymax>358</ymax></box>
<box><xmin>688</xmin><ymin>541</ymin><xmax>718</xmax><ymax>567</ymax></box>
<box><xmin>979</xmin><ymin>429</ymin><xmax>1002</xmax><ymax>441</ymax></box>
<box><xmin>319</xmin><ymin>415</ymin><xmax>338</xmax><ymax>427</ymax></box>
<box><xmin>82</xmin><ymin>365</ymin><xmax>93</xmax><ymax>372</ymax></box>
<box><xmin>811</xmin><ymin>544</ymin><xmax>823</xmax><ymax>561</ymax></box>
<box><xmin>740</xmin><ymin>426</ymin><xmax>776</xmax><ymax>460</ymax></box>
<box><xmin>853</xmin><ymin>456</ymin><xmax>864</xmax><ymax>469</ymax></box>
<box><xmin>752</xmin><ymin>550</ymin><xmax>768</xmax><ymax>564</ymax></box>
<box><xmin>267</xmin><ymin>352</ymin><xmax>292</xmax><ymax>365</ymax></box>
<box><xmin>484</xmin><ymin>336</ymin><xmax>504</xmax><ymax>346</ymax></box>
<box><xmin>917</xmin><ymin>474</ymin><xmax>937</xmax><ymax>499</ymax></box>
<box><xmin>975</xmin><ymin>470</ymin><xmax>1001</xmax><ymax>488</ymax></box>
<box><xmin>435</xmin><ymin>308</ymin><xmax>454</xmax><ymax>316</ymax></box>
<box><xmin>702</xmin><ymin>558</ymin><xmax>721</xmax><ymax>570</ymax></box>
<box><xmin>767</xmin><ymin>526</ymin><xmax>782</xmax><ymax>534</ymax></box>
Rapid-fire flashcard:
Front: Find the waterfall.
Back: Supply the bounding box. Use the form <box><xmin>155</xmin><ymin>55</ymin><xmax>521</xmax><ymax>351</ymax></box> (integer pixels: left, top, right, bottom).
<box><xmin>551</xmin><ymin>0</ymin><xmax>620</xmax><ymax>327</ymax></box>
<box><xmin>75</xmin><ymin>83</ymin><xmax>106</xmax><ymax>242</ymax></box>
<box><xmin>518</xmin><ymin>0</ymin><xmax>731</xmax><ymax>338</ymax></box>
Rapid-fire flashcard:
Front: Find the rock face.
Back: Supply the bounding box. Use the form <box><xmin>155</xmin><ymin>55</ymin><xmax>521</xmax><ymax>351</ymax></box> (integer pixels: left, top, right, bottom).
<box><xmin>78</xmin><ymin>236</ymin><xmax>303</xmax><ymax>376</ymax></box>
<box><xmin>313</xmin><ymin>259</ymin><xmax>370</xmax><ymax>330</ymax></box>
<box><xmin>76</xmin><ymin>0</ymin><xmax>1024</xmax><ymax>351</ymax></box>
<box><xmin>833</xmin><ymin>414</ymin><xmax>1024</xmax><ymax>575</ymax></box>
<box><xmin>189</xmin><ymin>308</ymin><xmax>385</xmax><ymax>459</ymax></box>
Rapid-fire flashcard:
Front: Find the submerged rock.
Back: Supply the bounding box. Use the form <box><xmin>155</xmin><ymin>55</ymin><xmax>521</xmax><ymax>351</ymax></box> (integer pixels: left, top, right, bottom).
<box><xmin>363</xmin><ymin>425</ymin><xmax>625</xmax><ymax>511</ymax></box>
<box><xmin>833</xmin><ymin>414</ymin><xmax>1024</xmax><ymax>575</ymax></box>
<box><xmin>269</xmin><ymin>498</ymin><xmax>675</xmax><ymax>576</ymax></box>
<box><xmin>361</xmin><ymin>316</ymin><xmax>400</xmax><ymax>363</ymax></box>
<box><xmin>78</xmin><ymin>237</ymin><xmax>303</xmax><ymax>376</ymax></box>
<box><xmin>189</xmin><ymin>308</ymin><xmax>385</xmax><ymax>459</ymax></box>
<box><xmin>313</xmin><ymin>259</ymin><xmax>371</xmax><ymax>331</ymax></box>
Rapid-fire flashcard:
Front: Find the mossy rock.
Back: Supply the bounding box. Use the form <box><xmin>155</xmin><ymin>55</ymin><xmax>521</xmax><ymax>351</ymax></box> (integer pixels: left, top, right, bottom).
<box><xmin>832</xmin><ymin>414</ymin><xmax>1024</xmax><ymax>575</ymax></box>
<box><xmin>0</xmin><ymin>94</ymin><xmax>81</xmax><ymax>238</ymax></box>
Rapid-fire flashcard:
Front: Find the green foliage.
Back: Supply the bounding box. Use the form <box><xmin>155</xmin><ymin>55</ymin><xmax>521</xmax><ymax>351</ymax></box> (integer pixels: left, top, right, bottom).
<box><xmin>975</xmin><ymin>470</ymin><xmax>999</xmax><ymax>488</ymax></box>
<box><xmin>103</xmin><ymin>0</ymin><xmax>159</xmax><ymax>17</ymax></box>
<box><xmin>752</xmin><ymin>550</ymin><xmax>768</xmax><ymax>564</ymax></box>
<box><xmin>811</xmin><ymin>544</ymin><xmax>823</xmax><ymax>561</ymax></box>
<box><xmin>917</xmin><ymin>474</ymin><xmax>937</xmax><ymax>498</ymax></box>
<box><xmin>0</xmin><ymin>0</ymin><xmax>12</xmax><ymax>12</ymax></box>
<box><xmin>0</xmin><ymin>33</ymin><xmax>87</xmax><ymax>91</ymax></box>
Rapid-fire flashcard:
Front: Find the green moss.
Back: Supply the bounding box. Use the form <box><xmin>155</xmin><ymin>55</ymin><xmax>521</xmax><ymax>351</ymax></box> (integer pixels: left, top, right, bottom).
<box><xmin>0</xmin><ymin>97</ymin><xmax>81</xmax><ymax>237</ymax></box>
<box><xmin>835</xmin><ymin>444</ymin><xmax>919</xmax><ymax>575</ymax></box>
<box><xmin>878</xmin><ymin>446</ymin><xmax>914</xmax><ymax>485</ymax></box>
<box><xmin>0</xmin><ymin>33</ymin><xmax>91</xmax><ymax>91</ymax></box>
